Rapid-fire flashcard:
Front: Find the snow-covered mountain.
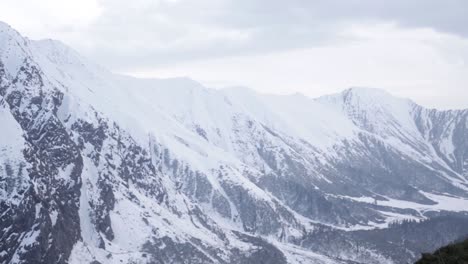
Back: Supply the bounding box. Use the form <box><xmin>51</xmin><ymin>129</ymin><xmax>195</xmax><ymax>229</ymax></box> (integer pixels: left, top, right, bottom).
<box><xmin>1</xmin><ymin>21</ymin><xmax>468</xmax><ymax>264</ymax></box>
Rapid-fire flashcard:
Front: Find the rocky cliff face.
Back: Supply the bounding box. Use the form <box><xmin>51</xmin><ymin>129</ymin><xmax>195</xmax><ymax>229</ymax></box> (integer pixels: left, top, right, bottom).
<box><xmin>1</xmin><ymin>21</ymin><xmax>468</xmax><ymax>264</ymax></box>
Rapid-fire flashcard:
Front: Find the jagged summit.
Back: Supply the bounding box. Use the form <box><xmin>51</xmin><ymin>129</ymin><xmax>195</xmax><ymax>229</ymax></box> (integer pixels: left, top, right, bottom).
<box><xmin>342</xmin><ymin>86</ymin><xmax>415</xmax><ymax>108</ymax></box>
<box><xmin>345</xmin><ymin>86</ymin><xmax>392</xmax><ymax>95</ymax></box>
<box><xmin>318</xmin><ymin>86</ymin><xmax>412</xmax><ymax>107</ymax></box>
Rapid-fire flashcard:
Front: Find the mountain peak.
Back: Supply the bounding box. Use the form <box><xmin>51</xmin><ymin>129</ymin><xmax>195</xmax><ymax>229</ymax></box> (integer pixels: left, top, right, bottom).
<box><xmin>343</xmin><ymin>86</ymin><xmax>394</xmax><ymax>99</ymax></box>
<box><xmin>317</xmin><ymin>87</ymin><xmax>401</xmax><ymax>106</ymax></box>
<box><xmin>329</xmin><ymin>86</ymin><xmax>413</xmax><ymax>108</ymax></box>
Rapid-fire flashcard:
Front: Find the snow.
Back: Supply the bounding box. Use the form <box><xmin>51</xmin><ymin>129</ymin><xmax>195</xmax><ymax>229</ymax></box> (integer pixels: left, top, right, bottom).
<box><xmin>0</xmin><ymin>102</ymin><xmax>25</xmax><ymax>161</ymax></box>
<box><xmin>319</xmin><ymin>87</ymin><xmax>424</xmax><ymax>147</ymax></box>
<box><xmin>438</xmin><ymin>122</ymin><xmax>456</xmax><ymax>159</ymax></box>
<box><xmin>270</xmin><ymin>240</ymin><xmax>346</xmax><ymax>264</ymax></box>
<box><xmin>10</xmin><ymin>223</ymin><xmax>41</xmax><ymax>264</ymax></box>
<box><xmin>341</xmin><ymin>192</ymin><xmax>468</xmax><ymax>216</ymax></box>
<box><xmin>69</xmin><ymin>240</ymin><xmax>148</xmax><ymax>264</ymax></box>
<box><xmin>0</xmin><ymin>21</ymin><xmax>31</xmax><ymax>78</ymax></box>
<box><xmin>50</xmin><ymin>210</ymin><xmax>58</xmax><ymax>226</ymax></box>
<box><xmin>2</xmin><ymin>20</ymin><xmax>468</xmax><ymax>264</ymax></box>
<box><xmin>260</xmin><ymin>93</ymin><xmax>358</xmax><ymax>150</ymax></box>
<box><xmin>78</xmin><ymin>156</ymin><xmax>103</xmax><ymax>248</ymax></box>
<box><xmin>0</xmin><ymin>101</ymin><xmax>29</xmax><ymax>204</ymax></box>
<box><xmin>56</xmin><ymin>163</ymin><xmax>76</xmax><ymax>184</ymax></box>
<box><xmin>108</xmin><ymin>196</ymin><xmax>153</xmax><ymax>251</ymax></box>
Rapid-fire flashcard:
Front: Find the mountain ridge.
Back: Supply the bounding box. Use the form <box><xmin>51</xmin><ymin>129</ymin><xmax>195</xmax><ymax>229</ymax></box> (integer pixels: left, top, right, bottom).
<box><xmin>1</xmin><ymin>21</ymin><xmax>468</xmax><ymax>264</ymax></box>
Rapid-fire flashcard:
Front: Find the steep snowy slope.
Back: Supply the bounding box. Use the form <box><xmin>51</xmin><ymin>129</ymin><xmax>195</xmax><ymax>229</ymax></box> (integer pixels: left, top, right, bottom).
<box><xmin>0</xmin><ymin>21</ymin><xmax>343</xmax><ymax>264</ymax></box>
<box><xmin>1</xmin><ymin>21</ymin><xmax>468</xmax><ymax>264</ymax></box>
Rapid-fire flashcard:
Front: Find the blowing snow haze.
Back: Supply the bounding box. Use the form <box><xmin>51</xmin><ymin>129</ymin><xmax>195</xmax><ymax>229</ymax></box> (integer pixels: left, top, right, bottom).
<box><xmin>1</xmin><ymin>1</ymin><xmax>468</xmax><ymax>264</ymax></box>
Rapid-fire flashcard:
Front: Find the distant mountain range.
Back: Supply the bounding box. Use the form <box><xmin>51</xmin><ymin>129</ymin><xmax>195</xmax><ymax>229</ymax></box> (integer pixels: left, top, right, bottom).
<box><xmin>1</xmin><ymin>21</ymin><xmax>467</xmax><ymax>264</ymax></box>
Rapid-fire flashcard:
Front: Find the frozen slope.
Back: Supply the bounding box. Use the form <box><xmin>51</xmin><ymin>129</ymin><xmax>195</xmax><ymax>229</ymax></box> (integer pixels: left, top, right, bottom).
<box><xmin>1</xmin><ymin>21</ymin><xmax>468</xmax><ymax>264</ymax></box>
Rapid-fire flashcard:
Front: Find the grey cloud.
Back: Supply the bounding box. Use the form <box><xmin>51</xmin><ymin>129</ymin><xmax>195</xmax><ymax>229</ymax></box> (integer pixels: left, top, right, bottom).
<box><xmin>76</xmin><ymin>0</ymin><xmax>468</xmax><ymax>71</ymax></box>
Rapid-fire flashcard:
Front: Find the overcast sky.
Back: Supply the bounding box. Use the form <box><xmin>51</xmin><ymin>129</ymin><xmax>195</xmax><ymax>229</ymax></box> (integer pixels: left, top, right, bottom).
<box><xmin>1</xmin><ymin>0</ymin><xmax>467</xmax><ymax>109</ymax></box>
